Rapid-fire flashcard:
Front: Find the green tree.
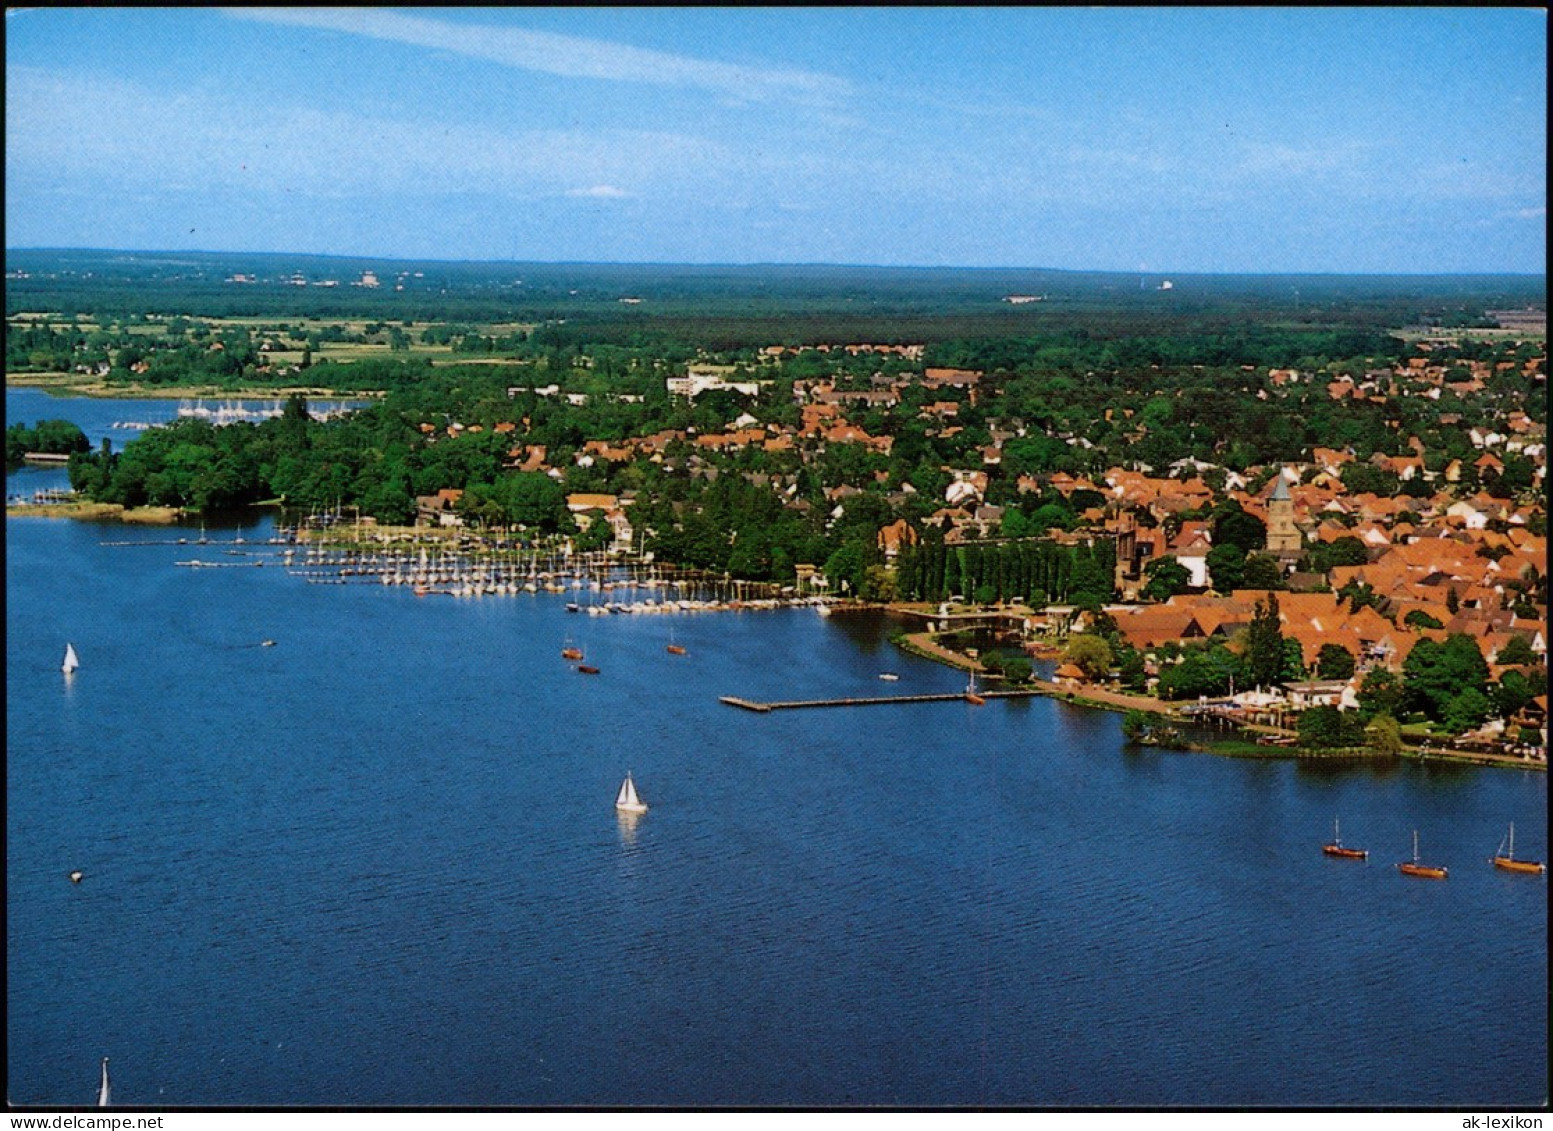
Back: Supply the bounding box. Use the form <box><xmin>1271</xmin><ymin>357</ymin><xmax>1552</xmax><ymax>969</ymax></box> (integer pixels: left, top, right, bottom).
<box><xmin>1297</xmin><ymin>705</ymin><xmax>1366</xmax><ymax>749</ymax></box>
<box><xmin>996</xmin><ymin>654</ymin><xmax>1033</xmax><ymax>683</ymax></box>
<box><xmin>1305</xmin><ymin>536</ymin><xmax>1369</xmax><ymax>573</ymax></box>
<box><xmin>1117</xmin><ymin>649</ymin><xmax>1148</xmax><ymax>692</ymax></box>
<box><xmin>1064</xmin><ymin>633</ymin><xmax>1114</xmax><ymax>681</ymax></box>
<box><xmin>1496</xmin><ymin>635</ymin><xmax>1536</xmax><ymax>666</ymax></box>
<box><xmin>1316</xmin><ymin>643</ymin><xmax>1356</xmax><ymax>680</ymax></box>
<box><xmin>1491</xmin><ymin>669</ymin><xmax>1534</xmax><ymax>720</ymax></box>
<box><xmin>1357</xmin><ymin>668</ymin><xmax>1405</xmax><ymax>720</ymax></box>
<box><xmin>1211</xmin><ymin>499</ymin><xmax>1267</xmax><ymax>553</ymax></box>
<box><xmin>1121</xmin><ymin>709</ymin><xmax>1152</xmax><ymax>741</ymax></box>
<box><xmin>1402</xmin><ymin>634</ymin><xmax>1490</xmax><ymax>722</ymax></box>
<box><xmin>1246</xmin><ymin>593</ymin><xmax>1285</xmax><ymax>688</ymax></box>
<box><xmin>1241</xmin><ymin>553</ymin><xmax>1285</xmax><ymax>590</ymax></box>
<box><xmin>1366</xmin><ymin>712</ymin><xmax>1404</xmax><ymax>755</ymax></box>
<box><xmin>1206</xmin><ymin>542</ymin><xmax>1248</xmax><ymax>593</ymax></box>
<box><xmin>1442</xmin><ymin>687</ymin><xmax>1491</xmax><ymax>734</ymax></box>
<box><xmin>1142</xmin><ymin>556</ymin><xmax>1191</xmax><ymax>602</ymax></box>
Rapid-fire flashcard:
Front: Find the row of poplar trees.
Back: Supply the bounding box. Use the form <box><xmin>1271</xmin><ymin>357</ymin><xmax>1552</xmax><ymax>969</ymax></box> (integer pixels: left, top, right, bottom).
<box><xmin>893</xmin><ymin>535</ymin><xmax>1117</xmax><ymax>607</ymax></box>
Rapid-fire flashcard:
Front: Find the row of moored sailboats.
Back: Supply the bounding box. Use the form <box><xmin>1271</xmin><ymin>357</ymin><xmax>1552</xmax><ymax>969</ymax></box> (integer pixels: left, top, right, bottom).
<box><xmin>1324</xmin><ymin>819</ymin><xmax>1545</xmax><ymax>877</ymax></box>
<box><xmin>269</xmin><ymin>543</ymin><xmax>834</xmax><ymax>612</ymax></box>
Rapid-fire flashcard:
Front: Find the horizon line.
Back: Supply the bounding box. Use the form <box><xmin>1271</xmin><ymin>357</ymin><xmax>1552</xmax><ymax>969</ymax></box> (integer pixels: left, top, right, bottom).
<box><xmin>4</xmin><ymin>246</ymin><xmax>1548</xmax><ymax>282</ymax></box>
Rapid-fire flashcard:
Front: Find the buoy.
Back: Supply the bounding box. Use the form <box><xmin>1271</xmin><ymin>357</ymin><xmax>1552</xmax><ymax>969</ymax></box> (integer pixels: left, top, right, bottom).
<box><xmin>69</xmin><ymin>870</ymin><xmax>83</xmax><ymax>883</ymax></box>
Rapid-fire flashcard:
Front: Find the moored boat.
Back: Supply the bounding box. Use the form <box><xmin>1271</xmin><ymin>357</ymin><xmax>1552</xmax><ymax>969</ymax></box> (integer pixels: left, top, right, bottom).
<box><xmin>578</xmin><ymin>664</ymin><xmax>600</xmax><ymax>675</ymax></box>
<box><xmin>1322</xmin><ymin>817</ymin><xmax>1368</xmax><ymax>860</ymax></box>
<box><xmin>1397</xmin><ymin>830</ymin><xmax>1447</xmax><ymax>879</ymax></box>
<box><xmin>1491</xmin><ymin>823</ymin><xmax>1545</xmax><ymax>874</ymax></box>
<box><xmin>964</xmin><ymin>670</ymin><xmax>985</xmax><ymax>705</ymax></box>
<box><xmin>666</xmin><ymin>644</ymin><xmax>687</xmax><ymax>655</ymax></box>
<box><xmin>561</xmin><ymin>646</ymin><xmax>583</xmax><ymax>661</ymax></box>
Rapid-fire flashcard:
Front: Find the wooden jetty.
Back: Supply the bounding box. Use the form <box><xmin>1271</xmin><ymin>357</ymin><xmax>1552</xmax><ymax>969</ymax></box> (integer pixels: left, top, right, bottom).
<box><xmin>720</xmin><ymin>689</ymin><xmax>1048</xmax><ymax>712</ymax></box>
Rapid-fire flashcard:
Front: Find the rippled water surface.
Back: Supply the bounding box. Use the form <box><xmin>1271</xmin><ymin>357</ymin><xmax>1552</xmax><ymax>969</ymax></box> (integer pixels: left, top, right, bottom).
<box><xmin>6</xmin><ymin>396</ymin><xmax>1547</xmax><ymax>1108</ymax></box>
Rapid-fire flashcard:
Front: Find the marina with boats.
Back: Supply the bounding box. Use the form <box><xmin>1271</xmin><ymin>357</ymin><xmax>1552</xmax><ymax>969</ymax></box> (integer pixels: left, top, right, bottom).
<box><xmin>96</xmin><ymin>521</ymin><xmax>844</xmax><ymax>613</ymax></box>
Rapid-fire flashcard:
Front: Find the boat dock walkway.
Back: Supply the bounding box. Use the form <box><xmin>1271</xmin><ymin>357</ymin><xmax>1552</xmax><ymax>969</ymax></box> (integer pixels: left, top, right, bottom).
<box><xmin>720</xmin><ymin>689</ymin><xmax>1049</xmax><ymax>712</ymax></box>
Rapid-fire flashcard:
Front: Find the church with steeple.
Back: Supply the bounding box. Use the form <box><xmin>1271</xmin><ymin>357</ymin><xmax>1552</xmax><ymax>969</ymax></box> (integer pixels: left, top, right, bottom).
<box><xmin>1263</xmin><ymin>474</ymin><xmax>1303</xmax><ymax>561</ymax></box>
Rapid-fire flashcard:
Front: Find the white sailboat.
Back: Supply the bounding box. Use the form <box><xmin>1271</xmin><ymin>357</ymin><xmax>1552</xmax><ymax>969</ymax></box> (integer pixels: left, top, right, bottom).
<box><xmin>615</xmin><ymin>772</ymin><xmax>648</xmax><ymax>814</ymax></box>
<box><xmin>63</xmin><ymin>643</ymin><xmax>80</xmax><ymax>674</ymax></box>
<box><xmin>97</xmin><ymin>1057</ymin><xmax>110</xmax><ymax>1107</ymax></box>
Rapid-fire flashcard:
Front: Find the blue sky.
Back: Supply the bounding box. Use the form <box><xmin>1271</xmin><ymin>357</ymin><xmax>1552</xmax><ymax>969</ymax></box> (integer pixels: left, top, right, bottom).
<box><xmin>5</xmin><ymin>7</ymin><xmax>1546</xmax><ymax>272</ymax></box>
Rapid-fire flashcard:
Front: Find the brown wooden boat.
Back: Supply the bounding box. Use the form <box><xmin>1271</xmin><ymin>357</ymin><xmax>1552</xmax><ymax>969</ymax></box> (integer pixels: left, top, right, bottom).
<box><xmin>965</xmin><ymin>671</ymin><xmax>985</xmax><ymax>705</ymax></box>
<box><xmin>666</xmin><ymin>644</ymin><xmax>687</xmax><ymax>655</ymax></box>
<box><xmin>1397</xmin><ymin>830</ymin><xmax>1447</xmax><ymax>879</ymax></box>
<box><xmin>1322</xmin><ymin>818</ymin><xmax>1368</xmax><ymax>859</ymax></box>
<box><xmin>1491</xmin><ymin>823</ymin><xmax>1545</xmax><ymax>874</ymax></box>
<box><xmin>561</xmin><ymin>647</ymin><xmax>583</xmax><ymax>660</ymax></box>
<box><xmin>578</xmin><ymin>664</ymin><xmax>600</xmax><ymax>675</ymax></box>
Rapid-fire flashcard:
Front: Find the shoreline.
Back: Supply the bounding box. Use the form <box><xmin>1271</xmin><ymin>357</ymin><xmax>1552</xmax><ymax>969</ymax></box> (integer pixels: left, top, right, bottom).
<box><xmin>6</xmin><ymin>373</ymin><xmax>368</xmax><ymax>401</ymax></box>
<box><xmin>5</xmin><ymin>501</ymin><xmax>182</xmax><ymax>523</ymax></box>
<box><xmin>882</xmin><ymin>614</ymin><xmax>1546</xmax><ymax>773</ymax></box>
<box><xmin>4</xmin><ymin>499</ymin><xmax>1542</xmax><ymax>773</ymax></box>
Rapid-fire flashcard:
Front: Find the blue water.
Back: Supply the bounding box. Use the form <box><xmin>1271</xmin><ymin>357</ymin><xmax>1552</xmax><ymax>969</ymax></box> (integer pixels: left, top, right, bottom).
<box><xmin>6</xmin><ymin>394</ymin><xmax>1549</xmax><ymax>1108</ymax></box>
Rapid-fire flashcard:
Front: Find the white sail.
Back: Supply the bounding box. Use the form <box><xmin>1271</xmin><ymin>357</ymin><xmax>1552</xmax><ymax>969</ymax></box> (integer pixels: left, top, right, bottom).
<box><xmin>63</xmin><ymin>643</ymin><xmax>80</xmax><ymax>674</ymax></box>
<box><xmin>615</xmin><ymin>773</ymin><xmax>647</xmax><ymax>813</ymax></box>
<box><xmin>97</xmin><ymin>1057</ymin><xmax>110</xmax><ymax>1107</ymax></box>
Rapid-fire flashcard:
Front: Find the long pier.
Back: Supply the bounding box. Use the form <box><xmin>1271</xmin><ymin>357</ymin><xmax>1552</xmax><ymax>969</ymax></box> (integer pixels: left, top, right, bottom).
<box><xmin>720</xmin><ymin>689</ymin><xmax>1049</xmax><ymax>712</ymax></box>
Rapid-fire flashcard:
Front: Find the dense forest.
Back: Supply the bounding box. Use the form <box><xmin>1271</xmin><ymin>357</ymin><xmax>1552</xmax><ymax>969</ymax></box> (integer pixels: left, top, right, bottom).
<box><xmin>7</xmin><ymin>248</ymin><xmax>1542</xmax><ymax>342</ymax></box>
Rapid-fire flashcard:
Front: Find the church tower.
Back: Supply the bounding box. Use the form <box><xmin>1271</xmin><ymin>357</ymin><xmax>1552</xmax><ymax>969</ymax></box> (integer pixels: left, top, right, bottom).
<box><xmin>1264</xmin><ymin>475</ymin><xmax>1302</xmax><ymax>558</ymax></box>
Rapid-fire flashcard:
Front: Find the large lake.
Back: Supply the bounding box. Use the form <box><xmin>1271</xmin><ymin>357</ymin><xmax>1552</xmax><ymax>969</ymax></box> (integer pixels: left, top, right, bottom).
<box><xmin>6</xmin><ymin>391</ymin><xmax>1547</xmax><ymax>1108</ymax></box>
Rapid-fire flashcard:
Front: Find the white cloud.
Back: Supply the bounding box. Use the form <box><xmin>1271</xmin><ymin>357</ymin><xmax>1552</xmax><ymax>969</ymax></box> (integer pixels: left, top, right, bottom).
<box><xmin>1236</xmin><ymin>140</ymin><xmax>1364</xmax><ymax>176</ymax></box>
<box><xmin>6</xmin><ymin>67</ymin><xmax>726</xmax><ymax>200</ymax></box>
<box><xmin>225</xmin><ymin>8</ymin><xmax>851</xmax><ymax>106</ymax></box>
<box><xmin>566</xmin><ymin>185</ymin><xmax>632</xmax><ymax>199</ymax></box>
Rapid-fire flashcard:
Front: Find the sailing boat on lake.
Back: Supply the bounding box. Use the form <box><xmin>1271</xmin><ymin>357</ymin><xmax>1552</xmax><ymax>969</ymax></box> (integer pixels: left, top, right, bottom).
<box><xmin>1491</xmin><ymin>823</ymin><xmax>1545</xmax><ymax>874</ymax></box>
<box><xmin>97</xmin><ymin>1057</ymin><xmax>110</xmax><ymax>1107</ymax></box>
<box><xmin>62</xmin><ymin>643</ymin><xmax>80</xmax><ymax>674</ymax></box>
<box><xmin>964</xmin><ymin>669</ymin><xmax>985</xmax><ymax>705</ymax></box>
<box><xmin>1397</xmin><ymin>830</ymin><xmax>1448</xmax><ymax>879</ymax></box>
<box><xmin>1322</xmin><ymin>817</ymin><xmax>1368</xmax><ymax>859</ymax></box>
<box><xmin>615</xmin><ymin>772</ymin><xmax>648</xmax><ymax>814</ymax></box>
